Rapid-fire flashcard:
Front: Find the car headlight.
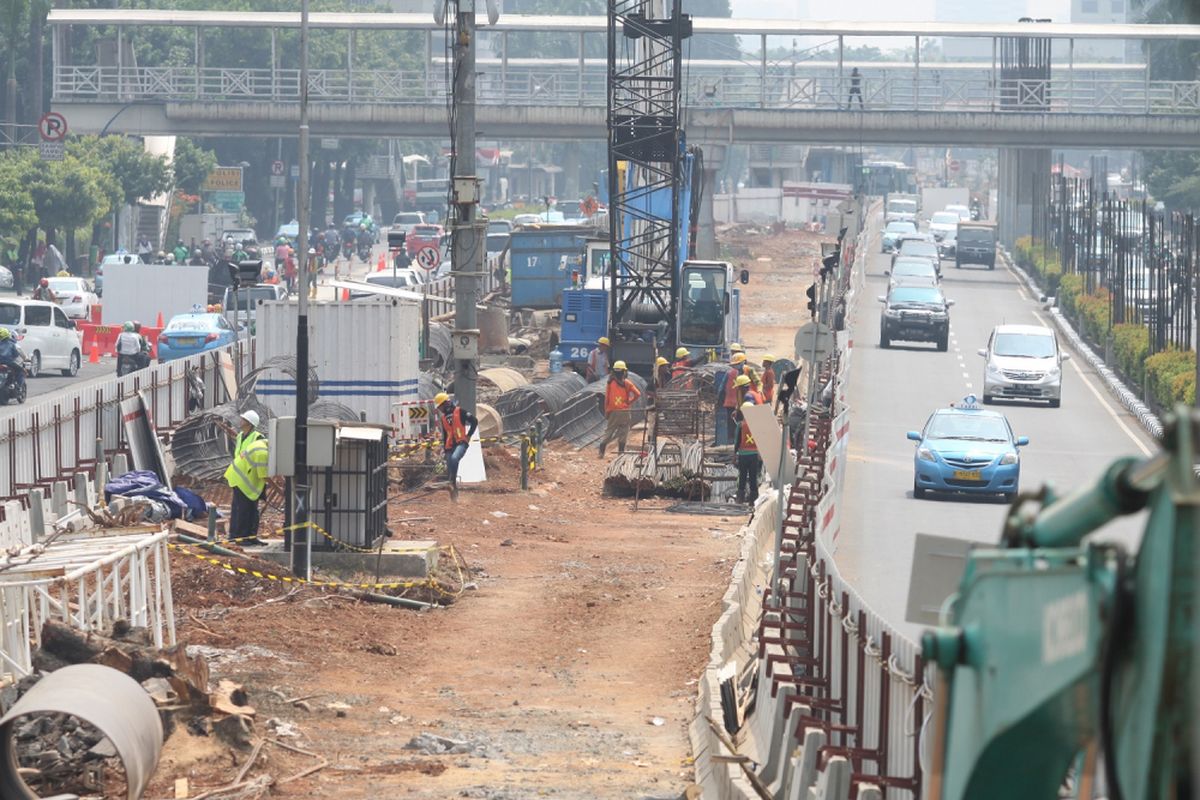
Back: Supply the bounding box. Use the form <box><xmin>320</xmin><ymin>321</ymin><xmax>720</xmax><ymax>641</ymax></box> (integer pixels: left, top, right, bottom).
<box><xmin>917</xmin><ymin>447</ymin><xmax>936</xmax><ymax>462</ymax></box>
<box><xmin>885</xmin><ymin>308</ymin><xmax>901</xmax><ymax>318</ymax></box>
<box><xmin>999</xmin><ymin>452</ymin><xmax>1019</xmax><ymax>465</ymax></box>
<box><xmin>986</xmin><ymin>362</ymin><xmax>1001</xmax><ymax>374</ymax></box>
<box><xmin>1047</xmin><ymin>366</ymin><xmax>1061</xmax><ymax>378</ymax></box>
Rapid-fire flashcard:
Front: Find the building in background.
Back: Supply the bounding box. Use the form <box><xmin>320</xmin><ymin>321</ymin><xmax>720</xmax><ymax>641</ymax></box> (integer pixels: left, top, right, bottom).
<box><xmin>937</xmin><ymin>0</ymin><xmax>1030</xmax><ymax>60</ymax></box>
<box><xmin>1071</xmin><ymin>0</ymin><xmax>1131</xmax><ymax>61</ymax></box>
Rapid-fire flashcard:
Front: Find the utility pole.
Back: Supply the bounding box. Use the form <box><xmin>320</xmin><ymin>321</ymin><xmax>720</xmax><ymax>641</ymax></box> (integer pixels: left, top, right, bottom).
<box><xmin>451</xmin><ymin>0</ymin><xmax>480</xmax><ymax>414</ymax></box>
<box><xmin>292</xmin><ymin>0</ymin><xmax>313</xmax><ymax>581</ymax></box>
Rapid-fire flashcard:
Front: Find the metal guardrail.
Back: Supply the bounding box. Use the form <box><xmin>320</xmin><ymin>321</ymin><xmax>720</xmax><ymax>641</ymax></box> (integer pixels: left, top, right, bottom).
<box><xmin>0</xmin><ymin>338</ymin><xmax>256</xmax><ymax>505</ymax></box>
<box><xmin>53</xmin><ymin>64</ymin><xmax>1200</xmax><ymax>116</ymax></box>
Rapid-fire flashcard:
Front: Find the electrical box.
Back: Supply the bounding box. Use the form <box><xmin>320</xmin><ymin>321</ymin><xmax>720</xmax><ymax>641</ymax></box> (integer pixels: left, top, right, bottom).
<box><xmin>453</xmin><ymin>176</ymin><xmax>481</xmax><ymax>206</ymax></box>
<box><xmin>267</xmin><ymin>416</ymin><xmax>338</xmax><ymax>476</ymax></box>
<box><xmin>452</xmin><ymin>329</ymin><xmax>479</xmax><ymax>360</ymax></box>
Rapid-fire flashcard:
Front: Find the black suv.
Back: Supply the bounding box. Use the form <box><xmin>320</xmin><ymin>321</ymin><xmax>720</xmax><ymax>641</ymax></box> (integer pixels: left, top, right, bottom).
<box><xmin>878</xmin><ymin>281</ymin><xmax>953</xmax><ymax>351</ymax></box>
<box><xmin>955</xmin><ymin>222</ymin><xmax>996</xmax><ymax>269</ymax></box>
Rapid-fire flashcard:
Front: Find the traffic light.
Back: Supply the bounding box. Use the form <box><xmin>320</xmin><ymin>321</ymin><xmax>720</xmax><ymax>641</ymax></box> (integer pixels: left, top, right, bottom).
<box><xmin>806</xmin><ymin>283</ymin><xmax>816</xmax><ymax>318</ymax></box>
<box><xmin>236</xmin><ymin>259</ymin><xmax>263</xmax><ymax>286</ymax></box>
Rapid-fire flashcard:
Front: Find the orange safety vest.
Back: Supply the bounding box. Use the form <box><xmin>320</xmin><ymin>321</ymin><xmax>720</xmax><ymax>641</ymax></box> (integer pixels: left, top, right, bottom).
<box><xmin>762</xmin><ymin>369</ymin><xmax>775</xmax><ymax>403</ymax></box>
<box><xmin>671</xmin><ymin>358</ymin><xmax>690</xmax><ymax>378</ymax></box>
<box><xmin>737</xmin><ymin>417</ymin><xmax>757</xmax><ymax>453</ymax></box>
<box><xmin>605</xmin><ymin>377</ymin><xmax>641</xmax><ymax>413</ymax></box>
<box><xmin>440</xmin><ymin>406</ymin><xmax>468</xmax><ymax>449</ymax></box>
<box><xmin>747</xmin><ymin>388</ymin><xmax>765</xmax><ymax>406</ymax></box>
<box><xmin>723</xmin><ymin>366</ymin><xmax>744</xmax><ymax>408</ymax></box>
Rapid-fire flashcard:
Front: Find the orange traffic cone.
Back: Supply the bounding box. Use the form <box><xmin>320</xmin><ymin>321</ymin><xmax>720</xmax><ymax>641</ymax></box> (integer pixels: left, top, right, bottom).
<box><xmin>155</xmin><ymin>311</ymin><xmax>164</xmax><ymax>328</ymax></box>
<box><xmin>341</xmin><ymin>287</ymin><xmax>350</xmax><ymax>302</ymax></box>
<box><xmin>376</xmin><ymin>253</ymin><xmax>386</xmax><ymax>272</ymax></box>
<box><xmin>88</xmin><ymin>340</ymin><xmax>100</xmax><ymax>364</ymax></box>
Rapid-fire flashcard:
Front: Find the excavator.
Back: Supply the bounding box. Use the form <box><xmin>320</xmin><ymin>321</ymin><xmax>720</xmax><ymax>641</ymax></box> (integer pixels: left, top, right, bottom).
<box><xmin>923</xmin><ymin>404</ymin><xmax>1199</xmax><ymax>798</ymax></box>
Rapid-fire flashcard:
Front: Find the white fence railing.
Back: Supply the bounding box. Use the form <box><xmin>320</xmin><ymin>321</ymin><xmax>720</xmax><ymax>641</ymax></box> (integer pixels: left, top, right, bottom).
<box><xmin>53</xmin><ymin>64</ymin><xmax>1200</xmax><ymax>116</ymax></box>
<box><xmin>0</xmin><ymin>338</ymin><xmax>256</xmax><ymax>505</ymax></box>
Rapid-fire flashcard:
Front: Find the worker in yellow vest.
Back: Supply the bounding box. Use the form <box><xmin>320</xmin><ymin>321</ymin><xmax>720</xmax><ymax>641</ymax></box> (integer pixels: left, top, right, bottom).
<box><xmin>598</xmin><ymin>361</ymin><xmax>641</xmax><ymax>458</ymax></box>
<box><xmin>224</xmin><ymin>410</ymin><xmax>270</xmax><ymax>546</ymax></box>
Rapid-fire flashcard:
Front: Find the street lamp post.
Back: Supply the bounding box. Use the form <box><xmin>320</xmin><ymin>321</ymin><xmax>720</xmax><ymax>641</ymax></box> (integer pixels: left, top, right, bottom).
<box><xmin>292</xmin><ymin>0</ymin><xmax>313</xmax><ymax>580</ymax></box>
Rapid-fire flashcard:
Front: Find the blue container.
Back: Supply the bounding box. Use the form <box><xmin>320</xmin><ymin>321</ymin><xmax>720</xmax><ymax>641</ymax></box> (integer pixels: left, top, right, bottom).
<box><xmin>557</xmin><ymin>288</ymin><xmax>609</xmax><ymax>363</ymax></box>
<box><xmin>509</xmin><ymin>227</ymin><xmax>591</xmax><ymax>309</ymax></box>
<box><xmin>548</xmin><ymin>350</ymin><xmax>563</xmax><ymax>374</ymax></box>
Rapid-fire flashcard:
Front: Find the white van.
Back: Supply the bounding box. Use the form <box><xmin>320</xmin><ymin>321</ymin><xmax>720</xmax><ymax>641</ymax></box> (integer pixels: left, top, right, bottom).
<box><xmin>979</xmin><ymin>323</ymin><xmax>1068</xmax><ymax>407</ymax></box>
<box><xmin>0</xmin><ymin>299</ymin><xmax>84</xmax><ymax>377</ymax></box>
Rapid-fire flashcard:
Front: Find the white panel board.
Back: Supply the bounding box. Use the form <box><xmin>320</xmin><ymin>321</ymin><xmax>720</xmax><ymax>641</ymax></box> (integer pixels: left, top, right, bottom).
<box><xmin>103</xmin><ymin>263</ymin><xmax>209</xmax><ymax>327</ymax></box>
<box><xmin>255</xmin><ymin>299</ymin><xmax>420</xmax><ymax>425</ymax></box>
<box><xmin>457</xmin><ymin>430</ymin><xmax>487</xmax><ymax>485</ymax></box>
<box><xmin>742</xmin><ymin>404</ymin><xmax>794</xmax><ymax>487</ymax></box>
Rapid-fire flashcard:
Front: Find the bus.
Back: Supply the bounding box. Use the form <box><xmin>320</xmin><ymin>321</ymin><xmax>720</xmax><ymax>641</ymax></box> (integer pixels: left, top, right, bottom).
<box><xmin>861</xmin><ymin>160</ymin><xmax>917</xmax><ymax>196</ymax></box>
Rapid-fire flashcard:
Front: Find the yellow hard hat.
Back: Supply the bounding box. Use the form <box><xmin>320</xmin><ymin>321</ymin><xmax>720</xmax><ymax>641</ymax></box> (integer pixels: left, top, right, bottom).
<box><xmin>734</xmin><ymin>374</ymin><xmax>751</xmax><ymax>387</ymax></box>
<box><xmin>433</xmin><ymin>392</ymin><xmax>450</xmax><ymax>406</ymax></box>
<box><xmin>675</xmin><ymin>347</ymin><xmax>689</xmax><ymax>358</ymax></box>
<box><xmin>597</xmin><ymin>336</ymin><xmax>610</xmax><ymax>346</ymax></box>
<box><xmin>762</xmin><ymin>353</ymin><xmax>776</xmax><ymax>363</ymax></box>
<box><xmin>612</xmin><ymin>360</ymin><xmax>627</xmax><ymax>371</ymax></box>
<box><xmin>730</xmin><ymin>342</ymin><xmax>744</xmax><ymax>352</ymax></box>
<box><xmin>655</xmin><ymin>356</ymin><xmax>668</xmax><ymax>366</ymax></box>
<box><xmin>731</xmin><ymin>352</ymin><xmax>747</xmax><ymax>364</ymax></box>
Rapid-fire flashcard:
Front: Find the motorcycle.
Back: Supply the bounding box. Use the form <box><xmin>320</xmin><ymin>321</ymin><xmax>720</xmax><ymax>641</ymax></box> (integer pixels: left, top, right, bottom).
<box><xmin>116</xmin><ymin>353</ymin><xmax>146</xmax><ymax>377</ymax></box>
<box><xmin>342</xmin><ymin>240</ymin><xmax>355</xmax><ymax>262</ymax></box>
<box><xmin>0</xmin><ymin>363</ymin><xmax>27</xmax><ymax>405</ymax></box>
<box><xmin>357</xmin><ymin>242</ymin><xmax>372</xmax><ymax>263</ymax></box>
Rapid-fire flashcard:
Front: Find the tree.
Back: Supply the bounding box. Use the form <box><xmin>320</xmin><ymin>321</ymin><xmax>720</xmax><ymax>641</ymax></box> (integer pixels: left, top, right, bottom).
<box><xmin>173</xmin><ymin>137</ymin><xmax>218</xmax><ymax>195</ymax></box>
<box><xmin>0</xmin><ymin>150</ymin><xmax>37</xmax><ymax>239</ymax></box>
<box><xmin>69</xmin><ymin>136</ymin><xmax>172</xmax><ymax>207</ymax></box>
<box><xmin>1140</xmin><ymin>0</ymin><xmax>1200</xmax><ymax>210</ymax></box>
<box><xmin>26</xmin><ymin>153</ymin><xmax>113</xmax><ymax>244</ymax></box>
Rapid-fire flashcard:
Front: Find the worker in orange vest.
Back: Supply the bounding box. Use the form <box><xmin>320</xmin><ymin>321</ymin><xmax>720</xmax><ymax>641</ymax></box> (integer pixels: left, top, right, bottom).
<box><xmin>733</xmin><ymin>375</ymin><xmax>761</xmax><ymax>505</ymax></box>
<box><xmin>760</xmin><ymin>354</ymin><xmax>776</xmax><ymax>404</ymax></box>
<box><xmin>671</xmin><ymin>346</ymin><xmax>693</xmax><ymax>378</ymax></box>
<box><xmin>717</xmin><ymin>351</ymin><xmax>748</xmax><ymax>446</ymax></box>
<box><xmin>598</xmin><ymin>360</ymin><xmax>641</xmax><ymax>458</ymax></box>
<box><xmin>435</xmin><ymin>391</ymin><xmax>478</xmax><ymax>499</ymax></box>
<box><xmin>745</xmin><ymin>368</ymin><xmax>766</xmax><ymax>405</ymax></box>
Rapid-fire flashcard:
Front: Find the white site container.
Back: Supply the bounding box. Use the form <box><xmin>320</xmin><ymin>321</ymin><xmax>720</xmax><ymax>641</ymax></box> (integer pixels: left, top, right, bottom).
<box><xmin>255</xmin><ymin>298</ymin><xmax>419</xmax><ymax>425</ymax></box>
<box><xmin>102</xmin><ymin>263</ymin><xmax>209</xmax><ymax>327</ymax></box>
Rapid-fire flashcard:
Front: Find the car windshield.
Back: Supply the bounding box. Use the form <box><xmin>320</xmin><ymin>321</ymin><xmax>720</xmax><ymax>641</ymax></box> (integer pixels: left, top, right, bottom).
<box><xmin>958</xmin><ymin>228</ymin><xmax>993</xmax><ymax>244</ymax></box>
<box><xmin>889</xmin><ymin>200</ymin><xmax>917</xmax><ymax>212</ymax></box>
<box><xmin>926</xmin><ymin>413</ymin><xmax>1011</xmax><ymax>442</ymax></box>
<box><xmin>167</xmin><ymin>315</ymin><xmax>218</xmax><ymax>331</ymax></box>
<box><xmin>892</xmin><ymin>261</ymin><xmax>936</xmax><ymax>278</ymax></box>
<box><xmin>885</xmin><ymin>222</ymin><xmax>916</xmax><ymax>234</ymax></box>
<box><xmin>394</xmin><ymin>214</ymin><xmax>422</xmax><ymax>225</ymax></box>
<box><xmin>900</xmin><ymin>242</ymin><xmax>938</xmax><ymax>258</ymax></box>
<box><xmin>486</xmin><ymin>234</ymin><xmax>509</xmax><ymax>252</ymax></box>
<box><xmin>994</xmin><ymin>332</ymin><xmax>1056</xmax><ymax>358</ymax></box>
<box><xmin>48</xmin><ymin>279</ymin><xmax>83</xmax><ymax>293</ymax></box>
<box><xmin>366</xmin><ymin>274</ymin><xmax>412</xmax><ymax>287</ymax></box>
<box><xmin>0</xmin><ymin>304</ymin><xmax>18</xmax><ymax>325</ymax></box>
<box><xmin>889</xmin><ymin>287</ymin><xmax>943</xmax><ymax>304</ymax></box>
<box><xmin>932</xmin><ymin>212</ymin><xmax>959</xmax><ymax>225</ymax></box>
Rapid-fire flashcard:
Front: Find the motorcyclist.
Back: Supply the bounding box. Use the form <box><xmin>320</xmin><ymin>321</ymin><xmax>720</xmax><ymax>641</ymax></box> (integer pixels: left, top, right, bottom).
<box><xmin>356</xmin><ymin>223</ymin><xmax>373</xmax><ymax>255</ymax></box>
<box><xmin>324</xmin><ymin>225</ymin><xmax>341</xmax><ymax>255</ymax></box>
<box><xmin>232</xmin><ymin>242</ymin><xmax>249</xmax><ymax>263</ymax></box>
<box><xmin>200</xmin><ymin>239</ymin><xmax>216</xmax><ymax>265</ymax></box>
<box><xmin>342</xmin><ymin>222</ymin><xmax>358</xmax><ymax>251</ymax></box>
<box><xmin>116</xmin><ymin>322</ymin><xmax>143</xmax><ymax>373</ymax></box>
<box><xmin>131</xmin><ymin>321</ymin><xmax>152</xmax><ymax>369</ymax></box>
<box><xmin>173</xmin><ymin>240</ymin><xmax>190</xmax><ymax>264</ymax></box>
<box><xmin>0</xmin><ymin>328</ymin><xmax>25</xmax><ymax>397</ymax></box>
<box><xmin>31</xmin><ymin>278</ymin><xmax>56</xmax><ymax>303</ymax></box>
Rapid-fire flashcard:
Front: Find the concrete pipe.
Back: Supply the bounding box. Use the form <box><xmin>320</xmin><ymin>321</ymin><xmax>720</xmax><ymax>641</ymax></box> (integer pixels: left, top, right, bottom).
<box><xmin>476</xmin><ymin>403</ymin><xmax>504</xmax><ymax>440</ymax></box>
<box><xmin>0</xmin><ymin>664</ymin><xmax>163</xmax><ymax>800</ymax></box>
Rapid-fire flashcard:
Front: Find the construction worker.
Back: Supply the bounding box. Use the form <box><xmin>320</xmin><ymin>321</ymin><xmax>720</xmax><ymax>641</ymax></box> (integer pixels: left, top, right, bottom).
<box><xmin>435</xmin><ymin>392</ymin><xmax>478</xmax><ymax>499</ymax></box>
<box><xmin>671</xmin><ymin>346</ymin><xmax>692</xmax><ymax>378</ymax></box>
<box><xmin>733</xmin><ymin>376</ymin><xmax>761</xmax><ymax>505</ymax></box>
<box><xmin>717</xmin><ymin>351</ymin><xmax>748</xmax><ymax>446</ymax></box>
<box><xmin>598</xmin><ymin>360</ymin><xmax>641</xmax><ymax>458</ymax></box>
<box><xmin>745</xmin><ymin>367</ymin><xmax>766</xmax><ymax>405</ymax></box>
<box><xmin>585</xmin><ymin>336</ymin><xmax>610</xmax><ymax>383</ymax></box>
<box><xmin>224</xmin><ymin>410</ymin><xmax>270</xmax><ymax>546</ymax></box>
<box><xmin>760</xmin><ymin>354</ymin><xmax>777</xmax><ymax>403</ymax></box>
<box><xmin>654</xmin><ymin>356</ymin><xmax>671</xmax><ymax>390</ymax></box>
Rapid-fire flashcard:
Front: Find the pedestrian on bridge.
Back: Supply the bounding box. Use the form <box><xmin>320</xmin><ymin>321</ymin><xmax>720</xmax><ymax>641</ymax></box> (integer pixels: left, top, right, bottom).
<box><xmin>847</xmin><ymin>67</ymin><xmax>864</xmax><ymax>109</ymax></box>
<box><xmin>598</xmin><ymin>361</ymin><xmax>641</xmax><ymax>459</ymax></box>
<box><xmin>733</xmin><ymin>375</ymin><xmax>761</xmax><ymax>505</ymax></box>
<box><xmin>585</xmin><ymin>336</ymin><xmax>610</xmax><ymax>383</ymax></box>
<box><xmin>225</xmin><ymin>410</ymin><xmax>270</xmax><ymax>547</ymax></box>
<box><xmin>436</xmin><ymin>392</ymin><xmax>478</xmax><ymax>500</ymax></box>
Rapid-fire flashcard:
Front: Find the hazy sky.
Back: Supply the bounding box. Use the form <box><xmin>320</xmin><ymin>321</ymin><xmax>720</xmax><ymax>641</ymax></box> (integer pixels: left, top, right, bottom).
<box><xmin>730</xmin><ymin>0</ymin><xmax>1073</xmax><ymax>22</ymax></box>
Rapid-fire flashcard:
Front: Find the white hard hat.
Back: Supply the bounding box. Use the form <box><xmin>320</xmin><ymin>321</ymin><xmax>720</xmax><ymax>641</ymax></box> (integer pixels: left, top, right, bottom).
<box><xmin>240</xmin><ymin>410</ymin><xmax>260</xmax><ymax>428</ymax></box>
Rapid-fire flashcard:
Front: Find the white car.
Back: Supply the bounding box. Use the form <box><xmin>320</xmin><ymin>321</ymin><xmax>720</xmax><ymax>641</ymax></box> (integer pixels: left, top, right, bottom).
<box><xmin>928</xmin><ymin>211</ymin><xmax>960</xmax><ymax>242</ymax></box>
<box><xmin>945</xmin><ymin>204</ymin><xmax>971</xmax><ymax>222</ymax></box>
<box><xmin>979</xmin><ymin>323</ymin><xmax>1068</xmax><ymax>408</ymax></box>
<box><xmin>46</xmin><ymin>277</ymin><xmax>99</xmax><ymax>320</ymax></box>
<box><xmin>391</xmin><ymin>212</ymin><xmax>426</xmax><ymax>239</ymax></box>
<box><xmin>512</xmin><ymin>213</ymin><xmax>542</xmax><ymax>227</ymax></box>
<box><xmin>0</xmin><ymin>299</ymin><xmax>83</xmax><ymax>377</ymax></box>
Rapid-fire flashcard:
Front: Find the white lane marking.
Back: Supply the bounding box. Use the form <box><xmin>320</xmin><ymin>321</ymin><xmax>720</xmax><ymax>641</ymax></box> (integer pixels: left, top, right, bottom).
<box><xmin>1028</xmin><ymin>308</ymin><xmax>1153</xmax><ymax>457</ymax></box>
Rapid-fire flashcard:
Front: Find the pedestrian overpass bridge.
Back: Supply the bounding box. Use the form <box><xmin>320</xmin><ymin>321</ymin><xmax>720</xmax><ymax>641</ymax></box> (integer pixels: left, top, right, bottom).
<box><xmin>46</xmin><ymin>9</ymin><xmax>1200</xmax><ymax>148</ymax></box>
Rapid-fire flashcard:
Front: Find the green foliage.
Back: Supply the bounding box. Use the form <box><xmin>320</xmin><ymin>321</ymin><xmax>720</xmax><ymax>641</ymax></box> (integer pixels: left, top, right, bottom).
<box><xmin>26</xmin><ymin>153</ymin><xmax>114</xmax><ymax>236</ymax></box>
<box><xmin>173</xmin><ymin>138</ymin><xmax>218</xmax><ymax>196</ymax></box>
<box><xmin>0</xmin><ymin>149</ymin><xmax>36</xmax><ymax>239</ymax></box>
<box><xmin>68</xmin><ymin>136</ymin><xmax>171</xmax><ymax>207</ymax></box>
<box><xmin>1145</xmin><ymin>349</ymin><xmax>1197</xmax><ymax>410</ymax></box>
<box><xmin>1057</xmin><ymin>273</ymin><xmax>1083</xmax><ymax>317</ymax></box>
<box><xmin>1112</xmin><ymin>324</ymin><xmax>1150</xmax><ymax>387</ymax></box>
<box><xmin>1077</xmin><ymin>288</ymin><xmax>1112</xmax><ymax>344</ymax></box>
<box><xmin>1012</xmin><ymin>236</ymin><xmax>1062</xmax><ymax>293</ymax></box>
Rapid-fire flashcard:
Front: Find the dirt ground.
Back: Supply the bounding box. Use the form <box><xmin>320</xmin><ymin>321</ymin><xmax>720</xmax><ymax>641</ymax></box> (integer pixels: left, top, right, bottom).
<box><xmin>144</xmin><ymin>227</ymin><xmax>829</xmax><ymax>800</ymax></box>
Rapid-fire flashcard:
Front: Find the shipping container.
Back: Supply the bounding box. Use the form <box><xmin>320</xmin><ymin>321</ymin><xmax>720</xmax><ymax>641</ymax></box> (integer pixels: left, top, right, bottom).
<box><xmin>255</xmin><ymin>298</ymin><xmax>420</xmax><ymax>426</ymax></box>
<box><xmin>556</xmin><ymin>288</ymin><xmax>609</xmax><ymax>363</ymax></box>
<box><xmin>509</xmin><ymin>226</ymin><xmax>593</xmax><ymax>309</ymax></box>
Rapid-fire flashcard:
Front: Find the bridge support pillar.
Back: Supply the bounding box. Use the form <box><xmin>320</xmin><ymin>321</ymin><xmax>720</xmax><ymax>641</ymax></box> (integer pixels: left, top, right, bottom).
<box><xmin>695</xmin><ymin>145</ymin><xmax>724</xmax><ymax>261</ymax></box>
<box><xmin>997</xmin><ymin>147</ymin><xmax>1051</xmax><ymax>248</ymax></box>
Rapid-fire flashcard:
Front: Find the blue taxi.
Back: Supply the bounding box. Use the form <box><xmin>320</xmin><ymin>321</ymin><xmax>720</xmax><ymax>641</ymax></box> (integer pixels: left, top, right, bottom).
<box><xmin>907</xmin><ymin>396</ymin><xmax>1028</xmax><ymax>502</ymax></box>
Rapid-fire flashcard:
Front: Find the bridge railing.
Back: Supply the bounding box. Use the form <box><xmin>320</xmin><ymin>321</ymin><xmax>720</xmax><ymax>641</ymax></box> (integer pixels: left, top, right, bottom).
<box><xmin>54</xmin><ymin>64</ymin><xmax>1200</xmax><ymax>116</ymax></box>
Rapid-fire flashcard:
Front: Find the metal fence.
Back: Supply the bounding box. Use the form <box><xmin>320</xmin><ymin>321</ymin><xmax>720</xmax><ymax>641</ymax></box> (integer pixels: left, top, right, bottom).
<box><xmin>0</xmin><ymin>338</ymin><xmax>256</xmax><ymax>505</ymax></box>
<box><xmin>53</xmin><ymin>64</ymin><xmax>1200</xmax><ymax>117</ymax></box>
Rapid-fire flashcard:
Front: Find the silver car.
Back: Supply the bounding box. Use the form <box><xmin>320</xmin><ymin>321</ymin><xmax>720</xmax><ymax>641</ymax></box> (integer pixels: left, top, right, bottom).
<box><xmin>979</xmin><ymin>324</ymin><xmax>1068</xmax><ymax>408</ymax></box>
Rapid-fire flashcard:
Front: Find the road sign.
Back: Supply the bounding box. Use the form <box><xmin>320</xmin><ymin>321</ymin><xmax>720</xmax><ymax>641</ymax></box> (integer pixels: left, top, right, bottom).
<box><xmin>416</xmin><ymin>246</ymin><xmax>442</xmax><ymax>271</ymax></box>
<box><xmin>408</xmin><ymin>406</ymin><xmax>429</xmax><ymax>421</ymax></box>
<box><xmin>949</xmin><ymin>159</ymin><xmax>961</xmax><ymax>173</ymax></box>
<box><xmin>38</xmin><ymin>140</ymin><xmax>64</xmax><ymax>161</ymax></box>
<box><xmin>270</xmin><ymin>160</ymin><xmax>285</xmax><ymax>176</ymax></box>
<box><xmin>290</xmin><ymin>165</ymin><xmax>300</xmax><ymax>179</ymax></box>
<box><xmin>793</xmin><ymin>321</ymin><xmax>834</xmax><ymax>363</ymax></box>
<box><xmin>38</xmin><ymin>112</ymin><xmax>67</xmax><ymax>142</ymax></box>
<box><xmin>321</xmin><ymin>138</ymin><xmax>340</xmax><ymax>150</ymax></box>
<box><xmin>201</xmin><ymin>166</ymin><xmax>244</xmax><ymax>193</ymax></box>
<box><xmin>269</xmin><ymin>174</ymin><xmax>286</xmax><ymax>189</ymax></box>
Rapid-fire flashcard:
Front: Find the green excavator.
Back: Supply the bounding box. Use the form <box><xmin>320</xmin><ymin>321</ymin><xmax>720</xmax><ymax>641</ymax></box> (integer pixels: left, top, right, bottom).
<box><xmin>923</xmin><ymin>405</ymin><xmax>1198</xmax><ymax>799</ymax></box>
